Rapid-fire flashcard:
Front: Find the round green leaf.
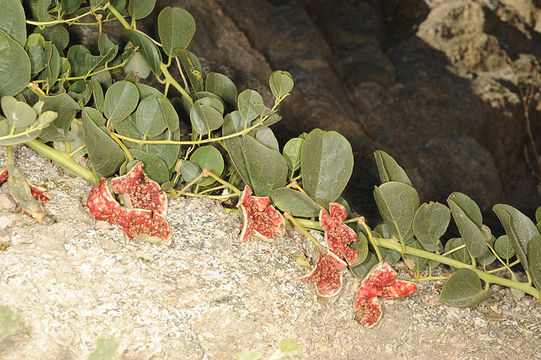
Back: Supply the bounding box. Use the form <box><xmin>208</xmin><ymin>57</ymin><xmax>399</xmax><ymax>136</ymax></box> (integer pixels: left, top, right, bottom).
<box><xmin>237</xmin><ymin>89</ymin><xmax>263</xmax><ymax>122</ymax></box>
<box><xmin>374</xmin><ymin>150</ymin><xmax>412</xmax><ymax>185</ymax></box>
<box><xmin>269</xmin><ymin>70</ymin><xmax>294</xmax><ymax>99</ymax></box>
<box><xmin>374</xmin><ymin>181</ymin><xmax>419</xmax><ymax>243</ymax></box>
<box><xmin>0</xmin><ymin>0</ymin><xmax>26</xmax><ymax>45</ymax></box>
<box><xmin>301</xmin><ymin>129</ymin><xmax>354</xmax><ymax>203</ymax></box>
<box><xmin>350</xmin><ymin>231</ymin><xmax>369</xmax><ymax>266</ymax></box>
<box><xmin>158</xmin><ymin>6</ymin><xmax>196</xmax><ymax>56</ymax></box>
<box><xmin>190</xmin><ymin>102</ymin><xmax>224</xmax><ymax>134</ymax></box>
<box><xmin>349</xmin><ymin>251</ymin><xmax>378</xmax><ymax>279</ymax></box>
<box><xmin>190</xmin><ymin>145</ymin><xmax>224</xmax><ymax>186</ymax></box>
<box><xmin>158</xmin><ymin>96</ymin><xmax>180</xmax><ymax>132</ymax></box>
<box><xmin>1</xmin><ymin>96</ymin><xmax>37</xmax><ymax>128</ymax></box>
<box><xmin>535</xmin><ymin>206</ymin><xmax>541</xmax><ymax>223</ymax></box>
<box><xmin>61</xmin><ymin>0</ymin><xmax>83</xmax><ymax>14</ymax></box>
<box><xmin>494</xmin><ymin>235</ymin><xmax>515</xmax><ymax>260</ymax></box>
<box><xmin>270</xmin><ymin>187</ymin><xmax>320</xmax><ymax>217</ymax></box>
<box><xmin>128</xmin><ymin>0</ymin><xmax>156</xmax><ymax>20</ymax></box>
<box><xmin>0</xmin><ymin>30</ymin><xmax>31</xmax><ymax>97</ymax></box>
<box><xmin>440</xmin><ymin>268</ymin><xmax>493</xmax><ymax>307</ymax></box>
<box><xmin>413</xmin><ymin>202</ymin><xmax>450</xmax><ymax>251</ymax></box>
<box><xmin>136</xmin><ymin>83</ymin><xmax>162</xmax><ymax>100</ymax></box>
<box><xmin>196</xmin><ymin>95</ymin><xmax>224</xmax><ymax>115</ymax></box>
<box><xmin>36</xmin><ymin>24</ymin><xmax>69</xmax><ymax>51</ymax></box>
<box><xmin>283</xmin><ymin>137</ymin><xmax>303</xmax><ymax>172</ymax></box>
<box><xmin>129</xmin><ymin>149</ymin><xmax>169</xmax><ymax>184</ymax></box>
<box><xmin>179</xmin><ymin>159</ymin><xmax>201</xmax><ymax>183</ymax></box>
<box><xmin>104</xmin><ymin>80</ymin><xmax>139</xmax><ymax>122</ymax></box>
<box><xmin>124</xmin><ymin>51</ymin><xmax>151</xmax><ymax>79</ymax></box>
<box><xmin>135</xmin><ymin>94</ymin><xmax>167</xmax><ymax>137</ymax></box>
<box><xmin>205</xmin><ymin>72</ymin><xmax>237</xmax><ymax>107</ymax></box>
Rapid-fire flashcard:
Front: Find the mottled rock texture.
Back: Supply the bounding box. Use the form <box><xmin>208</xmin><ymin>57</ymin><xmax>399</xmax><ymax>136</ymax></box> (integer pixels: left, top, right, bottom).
<box><xmin>0</xmin><ymin>146</ymin><xmax>540</xmax><ymax>360</ymax></box>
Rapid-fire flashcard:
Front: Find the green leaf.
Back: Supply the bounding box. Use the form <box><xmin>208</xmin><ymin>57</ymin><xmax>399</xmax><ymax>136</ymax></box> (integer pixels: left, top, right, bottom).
<box><xmin>125</xmin><ymin>29</ymin><xmax>162</xmax><ymax>75</ymax></box>
<box><xmin>301</xmin><ymin>129</ymin><xmax>354</xmax><ymax>203</ymax></box>
<box><xmin>0</xmin><ymin>306</ymin><xmax>20</xmax><ymax>342</ymax></box>
<box><xmin>138</xmin><ymin>130</ymin><xmax>180</xmax><ymax>169</ymax></box>
<box><xmin>477</xmin><ymin>226</ymin><xmax>496</xmax><ymax>266</ymax></box>
<box><xmin>40</xmin><ymin>93</ymin><xmax>80</xmax><ymax>132</ymax></box>
<box><xmin>374</xmin><ymin>150</ymin><xmax>412</xmax><ymax>185</ymax></box>
<box><xmin>447</xmin><ymin>193</ymin><xmax>487</xmax><ymax>258</ymax></box>
<box><xmin>129</xmin><ymin>149</ymin><xmax>169</xmax><ymax>184</ymax></box>
<box><xmin>283</xmin><ymin>137</ymin><xmax>303</xmax><ymax>172</ymax></box>
<box><xmin>135</xmin><ymin>83</ymin><xmax>162</xmax><ymax>100</ymax></box>
<box><xmin>444</xmin><ymin>238</ymin><xmax>471</xmax><ymax>270</ymax></box>
<box><xmin>158</xmin><ymin>6</ymin><xmax>196</xmax><ymax>56</ymax></box>
<box><xmin>61</xmin><ymin>0</ymin><xmax>83</xmax><ymax>14</ymax></box>
<box><xmin>270</xmin><ymin>187</ymin><xmax>320</xmax><ymax>217</ymax></box>
<box><xmin>90</xmin><ymin>0</ymin><xmax>108</xmax><ymax>9</ymax></box>
<box><xmin>413</xmin><ymin>202</ymin><xmax>450</xmax><ymax>252</ymax></box>
<box><xmin>223</xmin><ymin>113</ymin><xmax>287</xmax><ymax>196</ymax></box>
<box><xmin>269</xmin><ymin>70</ymin><xmax>294</xmax><ymax>99</ymax></box>
<box><xmin>1</xmin><ymin>96</ymin><xmax>37</xmax><ymax>128</ymax></box>
<box><xmin>82</xmin><ymin>107</ymin><xmax>125</xmax><ymax>177</ymax></box>
<box><xmin>190</xmin><ymin>101</ymin><xmax>223</xmax><ymax>134</ymax></box>
<box><xmin>349</xmin><ymin>251</ymin><xmax>378</xmax><ymax>279</ymax></box>
<box><xmin>36</xmin><ymin>0</ymin><xmax>53</xmax><ymax>22</ymax></box>
<box><xmin>179</xmin><ymin>159</ymin><xmax>201</xmax><ymax>183</ymax></box>
<box><xmin>175</xmin><ymin>49</ymin><xmax>203</xmax><ymax>92</ymax></box>
<box><xmin>373</xmin><ymin>181</ymin><xmax>419</xmax><ymax>243</ymax></box>
<box><xmin>98</xmin><ymin>33</ymin><xmax>118</xmax><ymax>61</ymax></box>
<box><xmin>87</xmin><ymin>337</ymin><xmax>118</xmax><ymax>360</ymax></box>
<box><xmin>36</xmin><ymin>24</ymin><xmax>69</xmax><ymax>51</ymax></box>
<box><xmin>0</xmin><ymin>0</ymin><xmax>26</xmax><ymax>45</ymax></box>
<box><xmin>205</xmin><ymin>72</ymin><xmax>237</xmax><ymax>107</ymax></box>
<box><xmin>104</xmin><ymin>80</ymin><xmax>139</xmax><ymax>122</ymax></box>
<box><xmin>527</xmin><ymin>235</ymin><xmax>541</xmax><ymax>291</ymax></box>
<box><xmin>350</xmin><ymin>231</ymin><xmax>369</xmax><ymax>266</ymax></box>
<box><xmin>135</xmin><ymin>94</ymin><xmax>167</xmax><ymax>137</ymax></box>
<box><xmin>536</xmin><ymin>206</ymin><xmax>541</xmax><ymax>223</ymax></box>
<box><xmin>68</xmin><ymin>80</ymin><xmax>93</xmax><ymax>106</ymax></box>
<box><xmin>124</xmin><ymin>51</ymin><xmax>151</xmax><ymax>79</ymax></box>
<box><xmin>252</xmin><ymin>126</ymin><xmax>278</xmax><ymax>150</ymax></box>
<box><xmin>494</xmin><ymin>235</ymin><xmax>515</xmax><ymax>260</ymax></box>
<box><xmin>190</xmin><ymin>145</ymin><xmax>224</xmax><ymax>186</ymax></box>
<box><xmin>67</xmin><ymin>45</ymin><xmax>92</xmax><ymax>77</ymax></box>
<box><xmin>278</xmin><ymin>339</ymin><xmax>299</xmax><ymax>355</ymax></box>
<box><xmin>0</xmin><ymin>30</ymin><xmax>31</xmax><ymax>97</ymax></box>
<box><xmin>42</xmin><ymin>41</ymin><xmax>61</xmax><ymax>90</ymax></box>
<box><xmin>128</xmin><ymin>0</ymin><xmax>156</xmax><ymax>20</ymax></box>
<box><xmin>237</xmin><ymin>89</ymin><xmax>264</xmax><ymax>122</ymax></box>
<box><xmin>493</xmin><ymin>204</ymin><xmax>539</xmax><ymax>270</ymax></box>
<box><xmin>440</xmin><ymin>269</ymin><xmax>493</xmax><ymax>307</ymax></box>
<box><xmin>91</xmin><ymin>79</ymin><xmax>105</xmax><ymax>113</ymax></box>
<box><xmin>196</xmin><ymin>95</ymin><xmax>224</xmax><ymax>115</ymax></box>
<box><xmin>26</xmin><ymin>39</ymin><xmax>47</xmax><ymax>76</ymax></box>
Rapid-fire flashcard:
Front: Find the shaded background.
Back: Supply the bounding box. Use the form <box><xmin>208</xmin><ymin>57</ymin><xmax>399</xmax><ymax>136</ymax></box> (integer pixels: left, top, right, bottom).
<box><xmin>145</xmin><ymin>0</ymin><xmax>541</xmax><ymax>224</ymax></box>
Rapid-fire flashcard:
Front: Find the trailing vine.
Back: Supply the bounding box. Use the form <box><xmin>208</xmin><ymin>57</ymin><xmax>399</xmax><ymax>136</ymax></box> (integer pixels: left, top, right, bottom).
<box><xmin>0</xmin><ymin>0</ymin><xmax>539</xmax><ymax>333</ymax></box>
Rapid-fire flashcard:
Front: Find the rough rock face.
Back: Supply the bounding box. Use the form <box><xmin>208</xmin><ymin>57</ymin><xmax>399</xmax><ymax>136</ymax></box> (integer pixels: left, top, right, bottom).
<box><xmin>145</xmin><ymin>0</ymin><xmax>541</xmax><ymax>219</ymax></box>
<box><xmin>1</xmin><ymin>147</ymin><xmax>541</xmax><ymax>359</ymax></box>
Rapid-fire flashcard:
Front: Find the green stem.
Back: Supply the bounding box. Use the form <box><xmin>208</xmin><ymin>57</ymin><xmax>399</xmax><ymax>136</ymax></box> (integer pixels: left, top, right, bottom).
<box><xmin>203</xmin><ymin>170</ymin><xmax>241</xmax><ymax>196</ymax></box>
<box><xmin>160</xmin><ymin>63</ymin><xmax>193</xmax><ymax>105</ymax></box>
<box><xmin>106</xmin><ymin>3</ymin><xmax>131</xmax><ymax>30</ymax></box>
<box><xmin>487</xmin><ymin>259</ymin><xmax>521</xmax><ymax>274</ymax></box>
<box><xmin>284</xmin><ymin>212</ymin><xmax>323</xmax><ymax>250</ymax></box>
<box><xmin>373</xmin><ymin>236</ymin><xmax>540</xmax><ymax>299</ymax></box>
<box><xmin>114</xmin><ymin>119</ymin><xmax>265</xmax><ymax>146</ymax></box>
<box><xmin>25</xmin><ymin>139</ymin><xmax>100</xmax><ymax>185</ymax></box>
<box><xmin>359</xmin><ymin>218</ymin><xmax>383</xmax><ymax>262</ymax></box>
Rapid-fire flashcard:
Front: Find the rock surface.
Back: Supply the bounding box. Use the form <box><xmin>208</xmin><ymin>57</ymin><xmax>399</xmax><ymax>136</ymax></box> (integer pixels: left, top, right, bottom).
<box><xmin>1</xmin><ymin>146</ymin><xmax>540</xmax><ymax>359</ymax></box>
